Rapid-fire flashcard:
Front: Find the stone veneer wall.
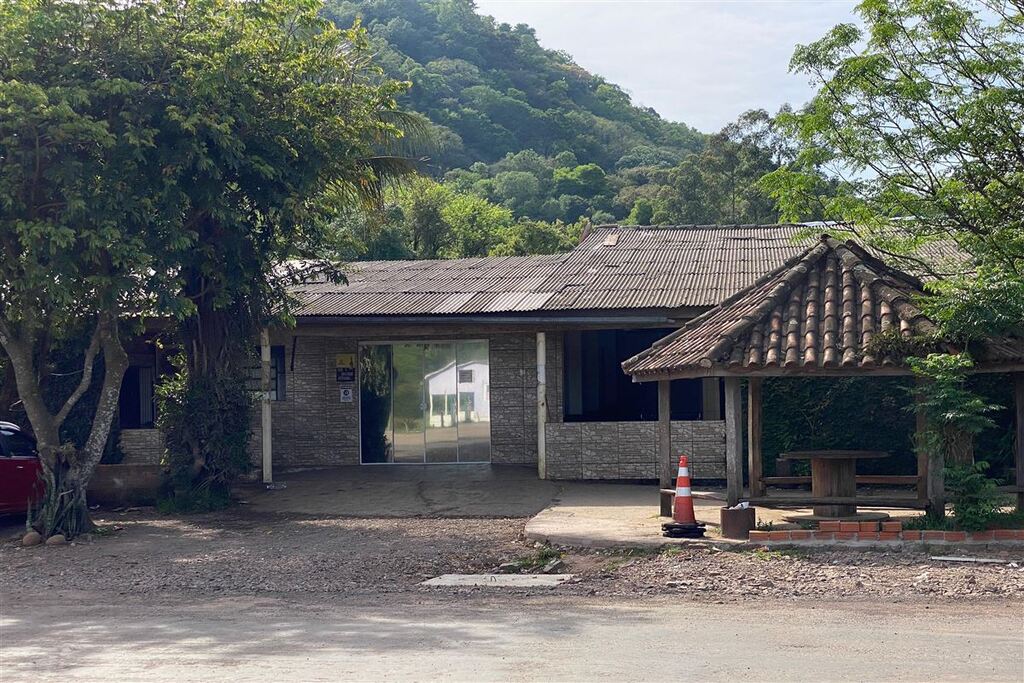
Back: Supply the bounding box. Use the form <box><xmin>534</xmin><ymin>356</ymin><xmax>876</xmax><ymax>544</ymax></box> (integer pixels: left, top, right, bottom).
<box><xmin>254</xmin><ymin>328</ymin><xmax>726</xmax><ymax>480</ymax></box>
<box><xmin>544</xmin><ymin>420</ymin><xmax>726</xmax><ymax>480</ymax></box>
<box><xmin>257</xmin><ymin>330</ymin><xmax>561</xmax><ymax>470</ymax></box>
<box><xmin>119</xmin><ymin>428</ymin><xmax>164</xmax><ymax>465</ymax></box>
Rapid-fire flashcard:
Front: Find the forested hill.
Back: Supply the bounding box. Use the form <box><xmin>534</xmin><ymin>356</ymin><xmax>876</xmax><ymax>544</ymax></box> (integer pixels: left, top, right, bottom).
<box><xmin>321</xmin><ymin>1</ymin><xmax>820</xmax><ymax>261</ymax></box>
<box><xmin>325</xmin><ymin>0</ymin><xmax>703</xmax><ymax>171</ymax></box>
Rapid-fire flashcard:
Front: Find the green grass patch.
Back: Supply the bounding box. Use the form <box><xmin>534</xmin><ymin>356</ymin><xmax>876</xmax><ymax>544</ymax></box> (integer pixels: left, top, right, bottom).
<box><xmin>902</xmin><ymin>509</ymin><xmax>1024</xmax><ymax>531</ymax></box>
<box><xmin>748</xmin><ymin>546</ymin><xmax>804</xmax><ymax>561</ymax></box>
<box><xmin>513</xmin><ymin>545</ymin><xmax>562</xmax><ymax>571</ymax></box>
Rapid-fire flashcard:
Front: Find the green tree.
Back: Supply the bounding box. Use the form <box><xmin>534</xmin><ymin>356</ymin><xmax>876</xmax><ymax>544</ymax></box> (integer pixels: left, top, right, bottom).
<box><xmin>440</xmin><ymin>193</ymin><xmax>514</xmax><ymax>257</ymax></box>
<box><xmin>491</xmin><ymin>219</ymin><xmax>581</xmax><ymax>256</ymax></box>
<box><xmin>625</xmin><ymin>198</ymin><xmax>656</xmax><ymax>226</ymax></box>
<box><xmin>492</xmin><ymin>171</ymin><xmax>542</xmax><ymax>213</ymax></box>
<box><xmin>0</xmin><ymin>0</ymin><xmax>418</xmax><ymax>531</ymax></box>
<box><xmin>553</xmin><ymin>163</ymin><xmax>608</xmax><ymax>198</ymax></box>
<box><xmin>764</xmin><ymin>0</ymin><xmax>1024</xmax><ymax>515</ymax></box>
<box><xmin>763</xmin><ymin>0</ymin><xmax>1024</xmax><ymax>318</ymax></box>
<box><xmin>661</xmin><ymin>119</ymin><xmax>782</xmax><ymax>225</ymax></box>
<box><xmin>0</xmin><ymin>0</ymin><xmax>178</xmax><ymax>536</ymax></box>
<box><xmin>399</xmin><ymin>178</ymin><xmax>454</xmax><ymax>258</ymax></box>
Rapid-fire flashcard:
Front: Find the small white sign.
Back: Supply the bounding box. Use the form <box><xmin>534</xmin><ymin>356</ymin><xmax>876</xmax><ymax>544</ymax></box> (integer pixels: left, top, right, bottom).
<box><xmin>339</xmin><ymin>387</ymin><xmax>354</xmax><ymax>403</ymax></box>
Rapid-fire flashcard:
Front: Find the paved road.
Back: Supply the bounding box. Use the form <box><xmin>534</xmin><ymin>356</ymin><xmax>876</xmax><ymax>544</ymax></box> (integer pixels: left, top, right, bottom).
<box><xmin>2</xmin><ymin>592</ymin><xmax>1021</xmax><ymax>682</ymax></box>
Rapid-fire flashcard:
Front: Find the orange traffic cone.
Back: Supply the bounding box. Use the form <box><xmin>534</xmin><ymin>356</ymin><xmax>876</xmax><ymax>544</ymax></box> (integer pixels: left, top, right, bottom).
<box><xmin>662</xmin><ymin>454</ymin><xmax>706</xmax><ymax>538</ymax></box>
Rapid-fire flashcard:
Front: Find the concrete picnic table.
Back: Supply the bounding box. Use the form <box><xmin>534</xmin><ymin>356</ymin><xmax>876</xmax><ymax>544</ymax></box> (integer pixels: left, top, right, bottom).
<box><xmin>778</xmin><ymin>450</ymin><xmax>890</xmax><ymax>519</ymax></box>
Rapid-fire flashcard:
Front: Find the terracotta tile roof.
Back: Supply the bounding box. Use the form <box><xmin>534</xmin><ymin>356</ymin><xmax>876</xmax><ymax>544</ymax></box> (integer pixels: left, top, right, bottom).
<box><xmin>622</xmin><ymin>236</ymin><xmax>1023</xmax><ymax>378</ymax></box>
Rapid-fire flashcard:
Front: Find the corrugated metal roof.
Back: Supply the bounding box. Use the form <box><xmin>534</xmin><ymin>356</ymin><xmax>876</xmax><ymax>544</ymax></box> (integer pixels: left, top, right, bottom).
<box><xmin>289</xmin><ymin>224</ymin><xmax>964</xmax><ymax>318</ymax></box>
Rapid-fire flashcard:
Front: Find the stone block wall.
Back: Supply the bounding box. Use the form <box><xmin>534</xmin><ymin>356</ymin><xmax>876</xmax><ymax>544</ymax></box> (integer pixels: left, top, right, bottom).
<box><xmin>119</xmin><ymin>429</ymin><xmax>164</xmax><ymax>465</ymax></box>
<box><xmin>672</xmin><ymin>421</ymin><xmax>728</xmax><ymax>479</ymax></box>
<box><xmin>261</xmin><ymin>329</ymin><xmax>557</xmax><ymax>470</ymax></box>
<box><xmin>545</xmin><ymin>420</ymin><xmax>725</xmax><ymax>480</ymax></box>
<box><xmin>254</xmin><ymin>327</ymin><xmax>726</xmax><ymax>481</ymax></box>
<box><xmin>488</xmin><ymin>332</ymin><xmax>563</xmax><ymax>465</ymax></box>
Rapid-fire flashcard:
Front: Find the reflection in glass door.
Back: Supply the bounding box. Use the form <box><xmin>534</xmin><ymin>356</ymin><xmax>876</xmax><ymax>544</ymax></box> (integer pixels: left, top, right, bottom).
<box><xmin>424</xmin><ymin>344</ymin><xmax>458</xmax><ymax>463</ymax></box>
<box><xmin>358</xmin><ymin>345</ymin><xmax>393</xmax><ymax>463</ymax></box>
<box><xmin>454</xmin><ymin>341</ymin><xmax>490</xmax><ymax>462</ymax></box>
<box><xmin>391</xmin><ymin>344</ymin><xmax>425</xmax><ymax>463</ymax></box>
<box><xmin>359</xmin><ymin>341</ymin><xmax>490</xmax><ymax>464</ymax></box>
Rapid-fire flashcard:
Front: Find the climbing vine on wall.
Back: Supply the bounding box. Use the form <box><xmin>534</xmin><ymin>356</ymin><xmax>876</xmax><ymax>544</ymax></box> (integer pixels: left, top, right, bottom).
<box><xmin>760</xmin><ymin>375</ymin><xmax>1014</xmax><ymax>479</ymax></box>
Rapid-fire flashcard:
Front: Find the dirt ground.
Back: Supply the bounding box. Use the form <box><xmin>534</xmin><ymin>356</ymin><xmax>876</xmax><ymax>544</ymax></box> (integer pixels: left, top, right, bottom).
<box><xmin>4</xmin><ymin>591</ymin><xmax>1022</xmax><ymax>682</ymax></box>
<box><xmin>3</xmin><ymin>506</ymin><xmax>1022</xmax><ymax>681</ymax></box>
<box><xmin>1</xmin><ymin>506</ymin><xmax>1022</xmax><ymax>603</ymax></box>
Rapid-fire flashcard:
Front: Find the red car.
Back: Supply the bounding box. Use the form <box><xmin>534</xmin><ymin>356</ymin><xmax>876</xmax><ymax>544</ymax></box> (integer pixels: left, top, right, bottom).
<box><xmin>0</xmin><ymin>421</ymin><xmax>42</xmax><ymax>514</ymax></box>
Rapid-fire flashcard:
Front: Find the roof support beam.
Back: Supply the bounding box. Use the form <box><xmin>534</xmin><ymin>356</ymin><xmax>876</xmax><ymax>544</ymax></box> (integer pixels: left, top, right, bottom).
<box><xmin>1015</xmin><ymin>373</ymin><xmax>1024</xmax><ymax>512</ymax></box>
<box><xmin>724</xmin><ymin>377</ymin><xmax>744</xmax><ymax>507</ymax></box>
<box><xmin>916</xmin><ymin>377</ymin><xmax>945</xmax><ymax>518</ymax></box>
<box><xmin>657</xmin><ymin>380</ymin><xmax>673</xmax><ymax>517</ymax></box>
<box><xmin>915</xmin><ymin>382</ymin><xmax>928</xmax><ymax>506</ymax></box>
<box><xmin>747</xmin><ymin>377</ymin><xmax>764</xmax><ymax>498</ymax></box>
<box><xmin>536</xmin><ymin>332</ymin><xmax>547</xmax><ymax>481</ymax></box>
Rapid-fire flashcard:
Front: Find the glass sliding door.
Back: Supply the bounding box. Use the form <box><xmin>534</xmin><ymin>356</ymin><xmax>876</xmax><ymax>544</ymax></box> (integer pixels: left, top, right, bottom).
<box><xmin>359</xmin><ymin>341</ymin><xmax>490</xmax><ymax>464</ymax></box>
<box><xmin>424</xmin><ymin>344</ymin><xmax>459</xmax><ymax>463</ymax></box>
<box><xmin>391</xmin><ymin>343</ymin><xmax>425</xmax><ymax>463</ymax></box>
<box><xmin>455</xmin><ymin>341</ymin><xmax>490</xmax><ymax>463</ymax></box>
<box><xmin>358</xmin><ymin>345</ymin><xmax>393</xmax><ymax>463</ymax></box>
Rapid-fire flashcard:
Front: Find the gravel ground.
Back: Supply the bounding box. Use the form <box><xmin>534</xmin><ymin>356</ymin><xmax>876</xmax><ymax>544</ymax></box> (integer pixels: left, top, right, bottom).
<box><xmin>2</xmin><ymin>508</ymin><xmax>1022</xmax><ymax>603</ymax></box>
<box><xmin>0</xmin><ymin>509</ymin><xmax>528</xmax><ymax>595</ymax></box>
<box><xmin>561</xmin><ymin>545</ymin><xmax>1024</xmax><ymax>602</ymax></box>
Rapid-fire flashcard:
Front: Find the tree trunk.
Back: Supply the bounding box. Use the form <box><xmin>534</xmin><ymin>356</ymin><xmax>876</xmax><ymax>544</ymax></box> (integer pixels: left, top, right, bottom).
<box><xmin>943</xmin><ymin>426</ymin><xmax>975</xmax><ymax>467</ymax></box>
<box><xmin>0</xmin><ymin>312</ymin><xmax>127</xmax><ymax>538</ymax></box>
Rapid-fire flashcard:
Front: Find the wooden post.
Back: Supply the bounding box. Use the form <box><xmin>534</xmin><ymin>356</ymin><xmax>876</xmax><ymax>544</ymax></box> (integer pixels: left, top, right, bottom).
<box><xmin>536</xmin><ymin>332</ymin><xmax>547</xmax><ymax>480</ymax></box>
<box><xmin>915</xmin><ymin>377</ymin><xmax>944</xmax><ymax>516</ymax></box>
<box><xmin>260</xmin><ymin>327</ymin><xmax>273</xmax><ymax>484</ymax></box>
<box><xmin>724</xmin><ymin>376</ymin><xmax>743</xmax><ymax>507</ymax></box>
<box><xmin>914</xmin><ymin>385</ymin><xmax>928</xmax><ymax>505</ymax></box>
<box><xmin>701</xmin><ymin>378</ymin><xmax>721</xmax><ymax>420</ymax></box>
<box><xmin>657</xmin><ymin>379</ymin><xmax>672</xmax><ymax>517</ymax></box>
<box><xmin>747</xmin><ymin>377</ymin><xmax>764</xmax><ymax>497</ymax></box>
<box><xmin>1015</xmin><ymin>373</ymin><xmax>1024</xmax><ymax>512</ymax></box>
<box><xmin>927</xmin><ymin>447</ymin><xmax>945</xmax><ymax>518</ymax></box>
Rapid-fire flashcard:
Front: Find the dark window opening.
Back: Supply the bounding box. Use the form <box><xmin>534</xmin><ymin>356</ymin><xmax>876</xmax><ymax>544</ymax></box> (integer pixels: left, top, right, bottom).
<box><xmin>563</xmin><ymin>329</ymin><xmax>708</xmax><ymax>422</ymax></box>
<box><xmin>118</xmin><ymin>365</ymin><xmax>156</xmax><ymax>428</ymax></box>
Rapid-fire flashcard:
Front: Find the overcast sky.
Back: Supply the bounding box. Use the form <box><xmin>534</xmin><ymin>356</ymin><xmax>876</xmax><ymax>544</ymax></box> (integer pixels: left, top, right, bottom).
<box><xmin>475</xmin><ymin>0</ymin><xmax>860</xmax><ymax>132</ymax></box>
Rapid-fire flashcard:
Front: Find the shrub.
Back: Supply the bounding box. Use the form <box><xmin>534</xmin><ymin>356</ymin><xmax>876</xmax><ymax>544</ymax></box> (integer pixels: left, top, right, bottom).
<box><xmin>156</xmin><ymin>355</ymin><xmax>253</xmax><ymax>512</ymax></box>
<box><xmin>944</xmin><ymin>462</ymin><xmax>1004</xmax><ymax>531</ymax></box>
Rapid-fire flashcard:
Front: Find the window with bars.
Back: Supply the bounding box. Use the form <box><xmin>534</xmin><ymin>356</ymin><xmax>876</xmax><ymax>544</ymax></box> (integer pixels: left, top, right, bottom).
<box><xmin>249</xmin><ymin>346</ymin><xmax>286</xmax><ymax>401</ymax></box>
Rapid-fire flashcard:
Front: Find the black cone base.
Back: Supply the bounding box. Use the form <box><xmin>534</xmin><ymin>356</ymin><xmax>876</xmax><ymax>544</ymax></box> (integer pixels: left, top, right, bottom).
<box><xmin>662</xmin><ymin>521</ymin><xmax>707</xmax><ymax>538</ymax></box>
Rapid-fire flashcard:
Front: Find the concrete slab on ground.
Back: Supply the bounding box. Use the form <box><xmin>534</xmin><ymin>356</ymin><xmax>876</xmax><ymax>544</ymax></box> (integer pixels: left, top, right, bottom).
<box><xmin>421</xmin><ymin>574</ymin><xmax>573</xmax><ymax>587</ymax></box>
<box><xmin>241</xmin><ymin>464</ymin><xmax>560</xmax><ymax>518</ymax></box>
<box><xmin>526</xmin><ymin>483</ymin><xmax>925</xmax><ymax>548</ymax></box>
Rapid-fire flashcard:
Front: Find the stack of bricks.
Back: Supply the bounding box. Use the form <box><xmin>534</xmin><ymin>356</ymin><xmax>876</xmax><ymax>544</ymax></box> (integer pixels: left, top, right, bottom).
<box><xmin>748</xmin><ymin>520</ymin><xmax>1024</xmax><ymax>544</ymax></box>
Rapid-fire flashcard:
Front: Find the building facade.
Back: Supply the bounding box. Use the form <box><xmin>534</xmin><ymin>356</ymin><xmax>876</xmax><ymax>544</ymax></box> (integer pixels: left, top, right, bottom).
<box><xmin>119</xmin><ymin>224</ymin><xmax>820</xmax><ymax>481</ymax></box>
<box><xmin>250</xmin><ymin>324</ymin><xmax>727</xmax><ymax>480</ymax></box>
